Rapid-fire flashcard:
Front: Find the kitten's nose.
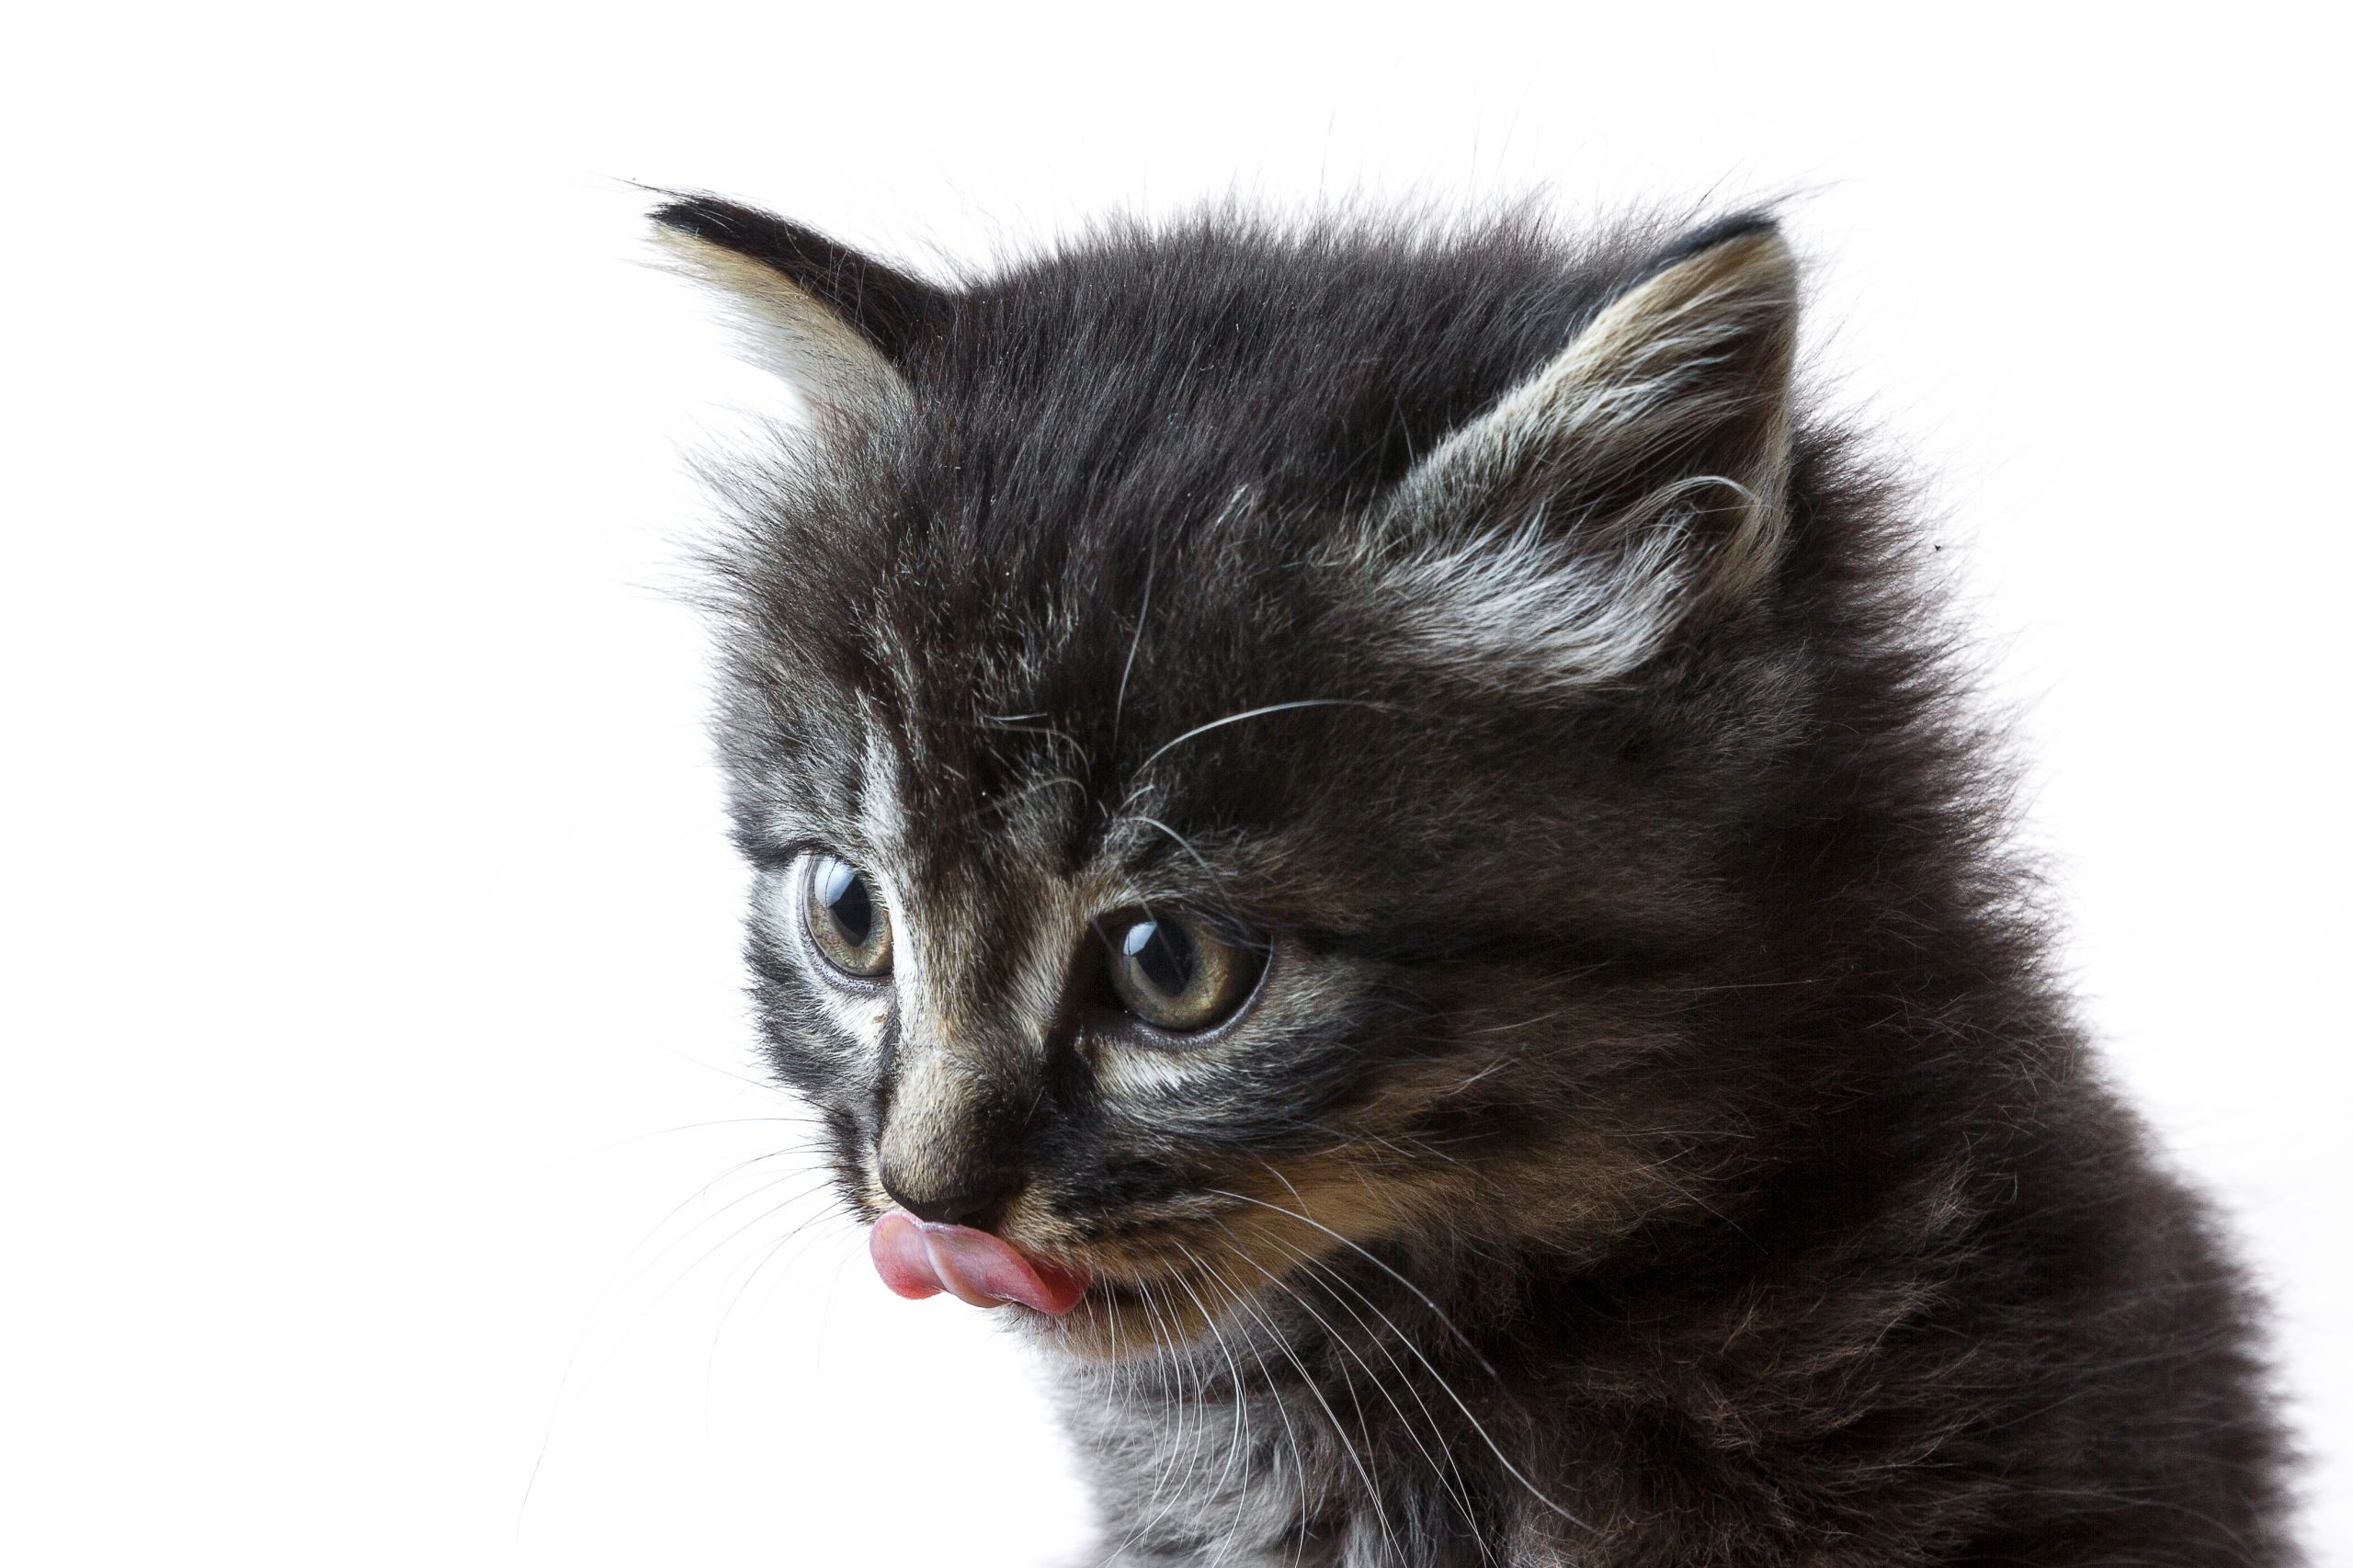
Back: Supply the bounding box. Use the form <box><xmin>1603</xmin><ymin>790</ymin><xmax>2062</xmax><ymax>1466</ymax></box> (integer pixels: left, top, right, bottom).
<box><xmin>879</xmin><ymin>1161</ymin><xmax>1018</xmax><ymax>1230</ymax></box>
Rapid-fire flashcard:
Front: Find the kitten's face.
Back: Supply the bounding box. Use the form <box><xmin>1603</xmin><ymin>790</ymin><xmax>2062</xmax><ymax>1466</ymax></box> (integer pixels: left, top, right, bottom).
<box><xmin>669</xmin><ymin>200</ymin><xmax>1803</xmax><ymax>1357</ymax></box>
<box><xmin>742</xmin><ymin>680</ymin><xmax>1411</xmax><ymax>1358</ymax></box>
<box><xmin>733</xmin><ymin>546</ymin><xmax>1651</xmax><ymax>1358</ymax></box>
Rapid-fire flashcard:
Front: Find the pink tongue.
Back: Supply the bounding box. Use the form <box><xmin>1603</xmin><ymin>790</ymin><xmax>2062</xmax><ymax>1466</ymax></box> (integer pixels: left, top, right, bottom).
<box><xmin>870</xmin><ymin>1210</ymin><xmax>1088</xmax><ymax>1315</ymax></box>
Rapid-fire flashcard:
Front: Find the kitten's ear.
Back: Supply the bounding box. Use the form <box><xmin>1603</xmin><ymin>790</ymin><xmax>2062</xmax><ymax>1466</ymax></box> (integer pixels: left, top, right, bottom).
<box><xmin>1368</xmin><ymin>218</ymin><xmax>1800</xmax><ymax>683</ymax></box>
<box><xmin>649</xmin><ymin>194</ymin><xmax>949</xmax><ymax>425</ymax></box>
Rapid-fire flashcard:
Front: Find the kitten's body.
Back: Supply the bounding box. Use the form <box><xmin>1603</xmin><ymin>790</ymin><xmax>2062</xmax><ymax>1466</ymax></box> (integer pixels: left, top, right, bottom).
<box><xmin>654</xmin><ymin>198</ymin><xmax>2294</xmax><ymax>1566</ymax></box>
<box><xmin>1062</xmin><ymin>1074</ymin><xmax>2269</xmax><ymax>1567</ymax></box>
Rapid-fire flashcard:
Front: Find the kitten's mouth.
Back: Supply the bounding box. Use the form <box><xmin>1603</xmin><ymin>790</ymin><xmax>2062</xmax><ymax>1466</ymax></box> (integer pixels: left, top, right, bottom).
<box><xmin>869</xmin><ymin>1210</ymin><xmax>1090</xmax><ymax>1316</ymax></box>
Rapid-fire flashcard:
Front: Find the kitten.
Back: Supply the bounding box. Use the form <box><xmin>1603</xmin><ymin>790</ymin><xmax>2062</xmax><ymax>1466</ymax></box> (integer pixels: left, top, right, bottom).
<box><xmin>652</xmin><ymin>194</ymin><xmax>2297</xmax><ymax>1566</ymax></box>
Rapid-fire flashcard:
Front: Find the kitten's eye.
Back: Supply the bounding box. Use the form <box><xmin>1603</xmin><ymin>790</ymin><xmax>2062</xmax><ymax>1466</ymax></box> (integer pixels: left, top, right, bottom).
<box><xmin>1099</xmin><ymin>911</ymin><xmax>1260</xmax><ymax>1034</ymax></box>
<box><xmin>801</xmin><ymin>853</ymin><xmax>893</xmax><ymax>978</ymax></box>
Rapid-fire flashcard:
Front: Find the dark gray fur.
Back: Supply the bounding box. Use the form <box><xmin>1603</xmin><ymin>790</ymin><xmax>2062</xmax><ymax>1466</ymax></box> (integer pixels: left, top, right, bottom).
<box><xmin>654</xmin><ymin>194</ymin><xmax>2298</xmax><ymax>1567</ymax></box>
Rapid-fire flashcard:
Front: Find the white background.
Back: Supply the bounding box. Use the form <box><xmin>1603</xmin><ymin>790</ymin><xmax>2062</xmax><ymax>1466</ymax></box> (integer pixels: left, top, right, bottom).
<box><xmin>5</xmin><ymin>4</ymin><xmax>2347</xmax><ymax>1563</ymax></box>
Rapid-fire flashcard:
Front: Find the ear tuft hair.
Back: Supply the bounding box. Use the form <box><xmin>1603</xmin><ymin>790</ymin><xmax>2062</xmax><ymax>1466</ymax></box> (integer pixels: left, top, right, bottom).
<box><xmin>1360</xmin><ymin>216</ymin><xmax>1801</xmax><ymax>687</ymax></box>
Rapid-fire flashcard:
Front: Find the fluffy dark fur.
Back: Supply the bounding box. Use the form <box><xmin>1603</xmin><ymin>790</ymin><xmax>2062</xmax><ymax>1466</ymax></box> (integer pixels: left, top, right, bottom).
<box><xmin>654</xmin><ymin>193</ymin><xmax>2296</xmax><ymax>1566</ymax></box>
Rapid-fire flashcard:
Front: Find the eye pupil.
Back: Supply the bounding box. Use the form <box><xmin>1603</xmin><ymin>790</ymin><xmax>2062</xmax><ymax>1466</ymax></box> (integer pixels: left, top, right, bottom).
<box><xmin>821</xmin><ymin>862</ymin><xmax>873</xmax><ymax>947</ymax></box>
<box><xmin>1122</xmin><ymin>918</ymin><xmax>1194</xmax><ymax>997</ymax></box>
<box><xmin>801</xmin><ymin>853</ymin><xmax>892</xmax><ymax>978</ymax></box>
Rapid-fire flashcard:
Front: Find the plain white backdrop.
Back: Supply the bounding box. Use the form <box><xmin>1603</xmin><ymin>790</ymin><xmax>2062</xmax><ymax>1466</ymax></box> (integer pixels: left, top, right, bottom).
<box><xmin>5</xmin><ymin>4</ymin><xmax>2347</xmax><ymax>1562</ymax></box>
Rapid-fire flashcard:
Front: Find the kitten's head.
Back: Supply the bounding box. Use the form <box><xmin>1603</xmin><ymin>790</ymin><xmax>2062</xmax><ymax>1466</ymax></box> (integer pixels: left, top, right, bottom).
<box><xmin>660</xmin><ymin>197</ymin><xmax>1843</xmax><ymax>1358</ymax></box>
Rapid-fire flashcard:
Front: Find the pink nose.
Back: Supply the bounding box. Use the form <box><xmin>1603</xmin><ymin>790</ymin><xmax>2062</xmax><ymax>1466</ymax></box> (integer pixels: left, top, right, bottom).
<box><xmin>869</xmin><ymin>1210</ymin><xmax>1089</xmax><ymax>1315</ymax></box>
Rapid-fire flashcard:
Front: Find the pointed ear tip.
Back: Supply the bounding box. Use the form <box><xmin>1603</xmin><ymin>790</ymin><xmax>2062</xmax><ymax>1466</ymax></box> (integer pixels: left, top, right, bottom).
<box><xmin>643</xmin><ymin>217</ymin><xmax>728</xmax><ymax>274</ymax></box>
<box><xmin>646</xmin><ymin>194</ymin><xmax>745</xmax><ymax>245</ymax></box>
<box><xmin>642</xmin><ymin>222</ymin><xmax>801</xmax><ymax>314</ymax></box>
<box><xmin>1636</xmin><ymin>222</ymin><xmax>1798</xmax><ymax>324</ymax></box>
<box><xmin>1666</xmin><ymin>210</ymin><xmax>1783</xmax><ymax>253</ymax></box>
<box><xmin>1711</xmin><ymin>220</ymin><xmax>1796</xmax><ymax>283</ymax></box>
<box><xmin>1653</xmin><ymin>213</ymin><xmax>1794</xmax><ymax>282</ymax></box>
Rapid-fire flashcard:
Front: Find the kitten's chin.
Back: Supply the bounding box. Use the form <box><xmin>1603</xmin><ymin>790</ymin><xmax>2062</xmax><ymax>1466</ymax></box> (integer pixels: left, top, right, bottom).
<box><xmin>1018</xmin><ymin>1268</ymin><xmax>1227</xmax><ymax>1361</ymax></box>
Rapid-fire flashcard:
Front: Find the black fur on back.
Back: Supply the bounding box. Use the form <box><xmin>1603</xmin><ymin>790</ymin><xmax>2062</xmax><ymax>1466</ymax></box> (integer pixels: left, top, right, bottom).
<box><xmin>656</xmin><ymin>194</ymin><xmax>2299</xmax><ymax>1567</ymax></box>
